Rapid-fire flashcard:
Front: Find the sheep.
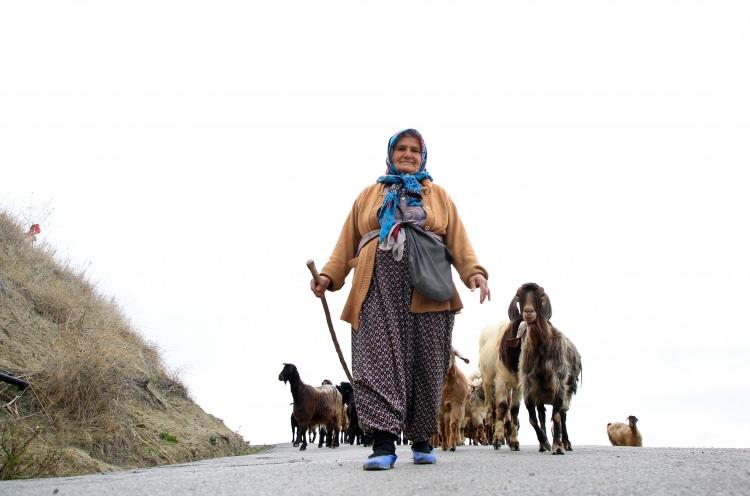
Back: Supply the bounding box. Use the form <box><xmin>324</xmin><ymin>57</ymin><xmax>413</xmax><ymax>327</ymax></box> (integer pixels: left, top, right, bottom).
<box><xmin>278</xmin><ymin>363</ymin><xmax>344</xmax><ymax>451</ymax></box>
<box><xmin>511</xmin><ymin>283</ymin><xmax>582</xmax><ymax>455</ymax></box>
<box><xmin>315</xmin><ymin>379</ymin><xmax>340</xmax><ymax>448</ymax></box>
<box><xmin>438</xmin><ymin>349</ymin><xmax>471</xmax><ymax>451</ymax></box>
<box><xmin>607</xmin><ymin>416</ymin><xmax>642</xmax><ymax>447</ymax></box>
<box><xmin>478</xmin><ymin>319</ymin><xmax>522</xmax><ymax>450</ymax></box>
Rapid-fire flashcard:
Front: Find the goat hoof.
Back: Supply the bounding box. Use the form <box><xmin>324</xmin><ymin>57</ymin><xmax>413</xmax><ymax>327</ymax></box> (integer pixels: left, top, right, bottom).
<box><xmin>299</xmin><ymin>445</ymin><xmax>306</xmax><ymax>451</ymax></box>
<box><xmin>542</xmin><ymin>441</ymin><xmax>551</xmax><ymax>452</ymax></box>
<box><xmin>510</xmin><ymin>442</ymin><xmax>520</xmax><ymax>451</ymax></box>
<box><xmin>450</xmin><ymin>447</ymin><xmax>456</xmax><ymax>452</ymax></box>
<box><xmin>564</xmin><ymin>443</ymin><xmax>573</xmax><ymax>451</ymax></box>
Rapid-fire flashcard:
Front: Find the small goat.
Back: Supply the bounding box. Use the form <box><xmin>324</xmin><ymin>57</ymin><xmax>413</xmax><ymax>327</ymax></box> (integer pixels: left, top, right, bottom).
<box><xmin>607</xmin><ymin>416</ymin><xmax>642</xmax><ymax>447</ymax></box>
<box><xmin>463</xmin><ymin>375</ymin><xmax>489</xmax><ymax>446</ymax></box>
<box><xmin>278</xmin><ymin>363</ymin><xmax>344</xmax><ymax>451</ymax></box>
<box><xmin>438</xmin><ymin>350</ymin><xmax>471</xmax><ymax>451</ymax></box>
<box><xmin>512</xmin><ymin>283</ymin><xmax>582</xmax><ymax>455</ymax></box>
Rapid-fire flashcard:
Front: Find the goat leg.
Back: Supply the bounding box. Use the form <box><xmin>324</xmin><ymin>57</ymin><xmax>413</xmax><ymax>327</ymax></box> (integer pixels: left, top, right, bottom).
<box><xmin>495</xmin><ymin>399</ymin><xmax>510</xmax><ymax>450</ymax></box>
<box><xmin>526</xmin><ymin>400</ymin><xmax>551</xmax><ymax>452</ymax></box>
<box><xmin>297</xmin><ymin>424</ymin><xmax>308</xmax><ymax>451</ymax></box>
<box><xmin>537</xmin><ymin>404</ymin><xmax>551</xmax><ymax>452</ymax></box>
<box><xmin>508</xmin><ymin>402</ymin><xmax>520</xmax><ymax>451</ymax></box>
<box><xmin>551</xmin><ymin>399</ymin><xmax>564</xmax><ymax>455</ymax></box>
<box><xmin>561</xmin><ymin>410</ymin><xmax>572</xmax><ymax>451</ymax></box>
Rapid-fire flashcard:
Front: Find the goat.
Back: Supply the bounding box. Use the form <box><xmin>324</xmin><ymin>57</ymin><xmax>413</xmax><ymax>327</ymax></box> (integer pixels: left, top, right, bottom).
<box><xmin>607</xmin><ymin>416</ymin><xmax>642</xmax><ymax>447</ymax></box>
<box><xmin>336</xmin><ymin>381</ymin><xmax>356</xmax><ymax>445</ymax></box>
<box><xmin>463</xmin><ymin>375</ymin><xmax>489</xmax><ymax>446</ymax></box>
<box><xmin>511</xmin><ymin>283</ymin><xmax>582</xmax><ymax>455</ymax></box>
<box><xmin>438</xmin><ymin>349</ymin><xmax>471</xmax><ymax>451</ymax></box>
<box><xmin>478</xmin><ymin>319</ymin><xmax>522</xmax><ymax>450</ymax></box>
<box><xmin>278</xmin><ymin>363</ymin><xmax>344</xmax><ymax>451</ymax></box>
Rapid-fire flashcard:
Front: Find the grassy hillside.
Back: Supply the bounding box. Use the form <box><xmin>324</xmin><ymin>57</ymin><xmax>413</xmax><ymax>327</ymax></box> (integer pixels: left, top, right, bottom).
<box><xmin>0</xmin><ymin>212</ymin><xmax>250</xmax><ymax>479</ymax></box>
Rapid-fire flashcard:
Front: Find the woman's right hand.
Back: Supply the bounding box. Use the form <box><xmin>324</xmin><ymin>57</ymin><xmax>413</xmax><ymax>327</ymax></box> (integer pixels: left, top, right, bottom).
<box><xmin>310</xmin><ymin>275</ymin><xmax>331</xmax><ymax>298</ymax></box>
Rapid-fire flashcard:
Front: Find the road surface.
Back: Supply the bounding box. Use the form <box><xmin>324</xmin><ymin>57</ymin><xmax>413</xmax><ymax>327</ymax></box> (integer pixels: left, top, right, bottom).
<box><xmin>2</xmin><ymin>443</ymin><xmax>748</xmax><ymax>495</ymax></box>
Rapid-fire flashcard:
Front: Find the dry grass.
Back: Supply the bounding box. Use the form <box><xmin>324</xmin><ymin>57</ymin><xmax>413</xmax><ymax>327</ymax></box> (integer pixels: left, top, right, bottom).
<box><xmin>0</xmin><ymin>422</ymin><xmax>62</xmax><ymax>479</ymax></box>
<box><xmin>0</xmin><ymin>211</ymin><xmax>247</xmax><ymax>478</ymax></box>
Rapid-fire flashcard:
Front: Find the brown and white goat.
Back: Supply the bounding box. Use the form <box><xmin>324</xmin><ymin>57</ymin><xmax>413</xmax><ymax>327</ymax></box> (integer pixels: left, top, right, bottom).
<box><xmin>607</xmin><ymin>415</ymin><xmax>642</xmax><ymax>447</ymax></box>
<box><xmin>511</xmin><ymin>283</ymin><xmax>582</xmax><ymax>455</ymax></box>
<box><xmin>278</xmin><ymin>363</ymin><xmax>344</xmax><ymax>451</ymax></box>
<box><xmin>438</xmin><ymin>350</ymin><xmax>471</xmax><ymax>451</ymax></box>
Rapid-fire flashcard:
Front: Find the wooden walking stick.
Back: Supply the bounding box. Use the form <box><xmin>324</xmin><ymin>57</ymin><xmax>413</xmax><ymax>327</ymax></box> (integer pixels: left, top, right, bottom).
<box><xmin>307</xmin><ymin>260</ymin><xmax>354</xmax><ymax>384</ymax></box>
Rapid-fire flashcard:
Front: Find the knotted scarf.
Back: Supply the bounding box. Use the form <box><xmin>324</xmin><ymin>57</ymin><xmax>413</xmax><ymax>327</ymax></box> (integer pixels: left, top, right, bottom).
<box><xmin>376</xmin><ymin>129</ymin><xmax>433</xmax><ymax>242</ymax></box>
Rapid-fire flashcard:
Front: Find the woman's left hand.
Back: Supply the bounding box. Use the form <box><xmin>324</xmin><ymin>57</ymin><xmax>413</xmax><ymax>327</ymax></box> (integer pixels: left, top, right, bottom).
<box><xmin>468</xmin><ymin>274</ymin><xmax>490</xmax><ymax>304</ymax></box>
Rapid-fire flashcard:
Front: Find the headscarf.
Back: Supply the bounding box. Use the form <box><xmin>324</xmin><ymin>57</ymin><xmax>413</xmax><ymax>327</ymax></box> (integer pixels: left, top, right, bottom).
<box><xmin>376</xmin><ymin>129</ymin><xmax>433</xmax><ymax>242</ymax></box>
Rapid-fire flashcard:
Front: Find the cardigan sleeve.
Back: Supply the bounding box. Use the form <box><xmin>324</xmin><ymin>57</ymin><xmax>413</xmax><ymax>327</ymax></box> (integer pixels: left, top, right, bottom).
<box><xmin>442</xmin><ymin>192</ymin><xmax>489</xmax><ymax>287</ymax></box>
<box><xmin>320</xmin><ymin>191</ymin><xmax>365</xmax><ymax>291</ymax></box>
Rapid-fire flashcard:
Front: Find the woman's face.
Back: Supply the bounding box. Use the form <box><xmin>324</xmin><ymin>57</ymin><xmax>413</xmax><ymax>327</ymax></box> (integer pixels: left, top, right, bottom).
<box><xmin>391</xmin><ymin>136</ymin><xmax>422</xmax><ymax>174</ymax></box>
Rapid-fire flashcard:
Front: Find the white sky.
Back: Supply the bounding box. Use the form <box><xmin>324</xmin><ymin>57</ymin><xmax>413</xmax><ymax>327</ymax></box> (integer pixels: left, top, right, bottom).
<box><xmin>2</xmin><ymin>1</ymin><xmax>749</xmax><ymax>449</ymax></box>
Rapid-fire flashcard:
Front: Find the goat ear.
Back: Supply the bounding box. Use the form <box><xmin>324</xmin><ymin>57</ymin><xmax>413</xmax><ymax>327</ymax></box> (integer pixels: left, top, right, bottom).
<box><xmin>507</xmin><ymin>296</ymin><xmax>521</xmax><ymax>321</ymax></box>
<box><xmin>539</xmin><ymin>291</ymin><xmax>552</xmax><ymax>321</ymax></box>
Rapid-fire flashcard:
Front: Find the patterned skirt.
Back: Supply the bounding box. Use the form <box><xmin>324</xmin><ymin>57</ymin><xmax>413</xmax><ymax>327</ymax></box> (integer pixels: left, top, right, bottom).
<box><xmin>351</xmin><ymin>240</ymin><xmax>454</xmax><ymax>441</ymax></box>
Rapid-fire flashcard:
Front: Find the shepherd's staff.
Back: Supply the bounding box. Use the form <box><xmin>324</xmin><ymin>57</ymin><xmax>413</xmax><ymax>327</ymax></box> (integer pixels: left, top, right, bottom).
<box><xmin>306</xmin><ymin>260</ymin><xmax>353</xmax><ymax>384</ymax></box>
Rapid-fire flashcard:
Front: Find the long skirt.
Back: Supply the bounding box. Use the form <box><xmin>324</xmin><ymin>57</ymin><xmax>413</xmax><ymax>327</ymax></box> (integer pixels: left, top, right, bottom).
<box><xmin>351</xmin><ymin>240</ymin><xmax>454</xmax><ymax>442</ymax></box>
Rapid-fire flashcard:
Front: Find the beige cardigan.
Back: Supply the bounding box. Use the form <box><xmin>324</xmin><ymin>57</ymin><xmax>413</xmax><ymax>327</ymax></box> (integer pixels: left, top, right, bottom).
<box><xmin>320</xmin><ymin>180</ymin><xmax>488</xmax><ymax>331</ymax></box>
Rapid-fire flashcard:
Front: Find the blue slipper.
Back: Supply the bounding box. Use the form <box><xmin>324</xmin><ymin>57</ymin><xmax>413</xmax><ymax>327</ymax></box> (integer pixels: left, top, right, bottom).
<box><xmin>412</xmin><ymin>449</ymin><xmax>437</xmax><ymax>465</ymax></box>
<box><xmin>362</xmin><ymin>454</ymin><xmax>397</xmax><ymax>471</ymax></box>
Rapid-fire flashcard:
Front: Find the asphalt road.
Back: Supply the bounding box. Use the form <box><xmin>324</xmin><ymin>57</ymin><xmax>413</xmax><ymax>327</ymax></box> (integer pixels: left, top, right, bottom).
<box><xmin>2</xmin><ymin>443</ymin><xmax>749</xmax><ymax>496</ymax></box>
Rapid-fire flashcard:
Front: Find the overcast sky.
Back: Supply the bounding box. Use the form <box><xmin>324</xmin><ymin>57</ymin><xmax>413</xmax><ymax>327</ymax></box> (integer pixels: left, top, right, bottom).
<box><xmin>2</xmin><ymin>1</ymin><xmax>749</xmax><ymax>449</ymax></box>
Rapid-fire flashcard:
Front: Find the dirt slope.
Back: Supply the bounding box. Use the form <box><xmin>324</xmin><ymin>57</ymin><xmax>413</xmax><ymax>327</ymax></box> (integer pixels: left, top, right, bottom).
<box><xmin>0</xmin><ymin>212</ymin><xmax>248</xmax><ymax>478</ymax></box>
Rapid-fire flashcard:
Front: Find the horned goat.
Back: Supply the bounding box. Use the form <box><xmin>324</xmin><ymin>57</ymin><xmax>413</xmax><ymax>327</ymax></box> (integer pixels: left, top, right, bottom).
<box><xmin>278</xmin><ymin>363</ymin><xmax>344</xmax><ymax>451</ymax></box>
<box><xmin>511</xmin><ymin>283</ymin><xmax>582</xmax><ymax>455</ymax></box>
<box><xmin>607</xmin><ymin>416</ymin><xmax>642</xmax><ymax>447</ymax></box>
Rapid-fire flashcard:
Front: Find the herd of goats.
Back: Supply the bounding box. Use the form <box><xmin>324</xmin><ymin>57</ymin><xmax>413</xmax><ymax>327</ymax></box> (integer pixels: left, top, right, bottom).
<box><xmin>278</xmin><ymin>283</ymin><xmax>643</xmax><ymax>453</ymax></box>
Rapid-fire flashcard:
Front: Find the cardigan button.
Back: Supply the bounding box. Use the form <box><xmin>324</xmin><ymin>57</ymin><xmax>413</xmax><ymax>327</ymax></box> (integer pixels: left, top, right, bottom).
<box><xmin>425</xmin><ymin>226</ymin><xmax>431</xmax><ymax>231</ymax></box>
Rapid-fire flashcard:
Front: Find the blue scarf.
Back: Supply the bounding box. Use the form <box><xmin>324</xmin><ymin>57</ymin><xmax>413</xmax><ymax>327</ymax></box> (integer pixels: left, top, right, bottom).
<box><xmin>376</xmin><ymin>129</ymin><xmax>433</xmax><ymax>242</ymax></box>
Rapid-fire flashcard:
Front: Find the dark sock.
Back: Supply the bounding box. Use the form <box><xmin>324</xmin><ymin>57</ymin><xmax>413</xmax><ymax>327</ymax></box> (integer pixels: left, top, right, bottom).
<box><xmin>368</xmin><ymin>430</ymin><xmax>398</xmax><ymax>458</ymax></box>
<box><xmin>411</xmin><ymin>440</ymin><xmax>433</xmax><ymax>453</ymax></box>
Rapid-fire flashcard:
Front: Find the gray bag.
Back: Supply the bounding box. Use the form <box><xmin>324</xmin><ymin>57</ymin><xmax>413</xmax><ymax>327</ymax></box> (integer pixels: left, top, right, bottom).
<box><xmin>405</xmin><ymin>225</ymin><xmax>454</xmax><ymax>302</ymax></box>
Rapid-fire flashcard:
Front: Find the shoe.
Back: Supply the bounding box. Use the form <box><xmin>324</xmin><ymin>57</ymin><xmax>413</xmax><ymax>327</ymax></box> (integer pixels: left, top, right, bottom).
<box><xmin>412</xmin><ymin>448</ymin><xmax>437</xmax><ymax>465</ymax></box>
<box><xmin>362</xmin><ymin>454</ymin><xmax>397</xmax><ymax>471</ymax></box>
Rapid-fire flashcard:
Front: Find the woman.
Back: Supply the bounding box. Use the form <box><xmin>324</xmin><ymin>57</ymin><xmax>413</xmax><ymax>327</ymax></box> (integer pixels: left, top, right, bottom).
<box><xmin>310</xmin><ymin>129</ymin><xmax>489</xmax><ymax>470</ymax></box>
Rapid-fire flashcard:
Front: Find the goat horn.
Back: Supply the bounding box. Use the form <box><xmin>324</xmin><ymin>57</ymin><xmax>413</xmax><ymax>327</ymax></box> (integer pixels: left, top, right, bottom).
<box><xmin>452</xmin><ymin>348</ymin><xmax>470</xmax><ymax>364</ymax></box>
